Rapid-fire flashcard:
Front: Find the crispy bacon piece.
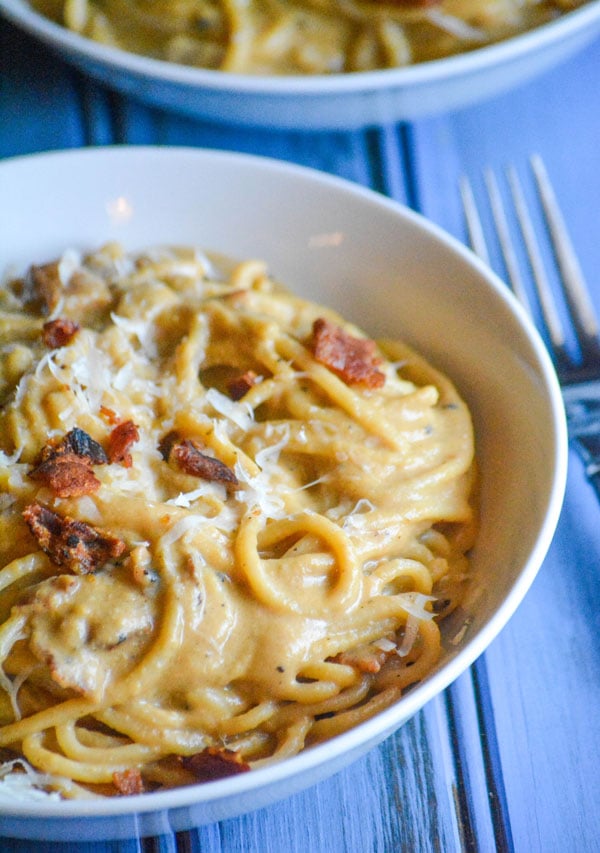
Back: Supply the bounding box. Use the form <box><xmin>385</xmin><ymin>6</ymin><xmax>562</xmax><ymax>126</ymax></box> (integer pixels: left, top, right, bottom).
<box><xmin>23</xmin><ymin>262</ymin><xmax>63</xmax><ymax>314</ymax></box>
<box><xmin>107</xmin><ymin>420</ymin><xmax>139</xmax><ymax>468</ymax></box>
<box><xmin>173</xmin><ymin>441</ymin><xmax>238</xmax><ymax>486</ymax></box>
<box><xmin>23</xmin><ymin>503</ymin><xmax>126</xmax><ymax>574</ymax></box>
<box><xmin>100</xmin><ymin>405</ymin><xmax>121</xmax><ymax>425</ymax></box>
<box><xmin>62</xmin><ymin>427</ymin><xmax>109</xmax><ymax>464</ymax></box>
<box><xmin>181</xmin><ymin>747</ymin><xmax>250</xmax><ymax>782</ymax></box>
<box><xmin>311</xmin><ymin>318</ymin><xmax>385</xmax><ymax>388</ymax></box>
<box><xmin>157</xmin><ymin>430</ymin><xmax>179</xmax><ymax>462</ymax></box>
<box><xmin>35</xmin><ymin>427</ymin><xmax>108</xmax><ymax>466</ymax></box>
<box><xmin>42</xmin><ymin>317</ymin><xmax>80</xmax><ymax>348</ymax></box>
<box><xmin>28</xmin><ymin>452</ymin><xmax>100</xmax><ymax>498</ymax></box>
<box><xmin>330</xmin><ymin>642</ymin><xmax>392</xmax><ymax>674</ymax></box>
<box><xmin>34</xmin><ymin>428</ymin><xmax>108</xmax><ymax>466</ymax></box>
<box><xmin>29</xmin><ymin>428</ymin><xmax>108</xmax><ymax>498</ymax></box>
<box><xmin>112</xmin><ymin>768</ymin><xmax>145</xmax><ymax>796</ymax></box>
<box><xmin>227</xmin><ymin>370</ymin><xmax>258</xmax><ymax>401</ymax></box>
<box><xmin>159</xmin><ymin>432</ymin><xmax>238</xmax><ymax>486</ymax></box>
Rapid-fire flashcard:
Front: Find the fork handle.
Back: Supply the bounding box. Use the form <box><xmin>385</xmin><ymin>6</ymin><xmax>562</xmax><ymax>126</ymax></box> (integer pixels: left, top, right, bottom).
<box><xmin>572</xmin><ymin>435</ymin><xmax>600</xmax><ymax>501</ymax></box>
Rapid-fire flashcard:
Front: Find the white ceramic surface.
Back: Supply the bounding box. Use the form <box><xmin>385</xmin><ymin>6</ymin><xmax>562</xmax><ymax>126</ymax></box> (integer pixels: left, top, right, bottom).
<box><xmin>1</xmin><ymin>0</ymin><xmax>600</xmax><ymax>129</ymax></box>
<box><xmin>0</xmin><ymin>147</ymin><xmax>567</xmax><ymax>840</ymax></box>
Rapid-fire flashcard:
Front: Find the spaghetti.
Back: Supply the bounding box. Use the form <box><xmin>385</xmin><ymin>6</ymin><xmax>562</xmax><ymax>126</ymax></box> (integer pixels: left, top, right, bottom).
<box><xmin>29</xmin><ymin>0</ymin><xmax>588</xmax><ymax>73</ymax></box>
<box><xmin>0</xmin><ymin>243</ymin><xmax>476</xmax><ymax>798</ymax></box>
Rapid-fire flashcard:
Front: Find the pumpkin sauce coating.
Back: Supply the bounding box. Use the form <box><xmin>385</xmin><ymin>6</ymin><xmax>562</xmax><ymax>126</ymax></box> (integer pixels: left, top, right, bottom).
<box><xmin>0</xmin><ymin>243</ymin><xmax>476</xmax><ymax>798</ymax></box>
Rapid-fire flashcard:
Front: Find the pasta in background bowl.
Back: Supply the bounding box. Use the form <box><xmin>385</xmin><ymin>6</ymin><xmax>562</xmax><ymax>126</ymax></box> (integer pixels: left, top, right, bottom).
<box><xmin>23</xmin><ymin>0</ymin><xmax>592</xmax><ymax>74</ymax></box>
<box><xmin>0</xmin><ymin>0</ymin><xmax>599</xmax><ymax>128</ymax></box>
<box><xmin>0</xmin><ymin>147</ymin><xmax>567</xmax><ymax>840</ymax></box>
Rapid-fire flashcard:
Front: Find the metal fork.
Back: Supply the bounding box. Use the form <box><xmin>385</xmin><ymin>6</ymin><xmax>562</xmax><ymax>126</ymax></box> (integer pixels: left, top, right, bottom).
<box><xmin>460</xmin><ymin>154</ymin><xmax>600</xmax><ymax>499</ymax></box>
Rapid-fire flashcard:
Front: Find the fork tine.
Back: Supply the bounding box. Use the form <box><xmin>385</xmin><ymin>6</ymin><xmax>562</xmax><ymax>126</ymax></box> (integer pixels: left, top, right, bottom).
<box><xmin>482</xmin><ymin>168</ymin><xmax>533</xmax><ymax>315</ymax></box>
<box><xmin>462</xmin><ymin>159</ymin><xmax>600</xmax><ymax>371</ymax></box>
<box><xmin>459</xmin><ymin>175</ymin><xmax>490</xmax><ymax>267</ymax></box>
<box><xmin>529</xmin><ymin>153</ymin><xmax>600</xmax><ymax>357</ymax></box>
<box><xmin>461</xmin><ymin>170</ymin><xmax>536</xmax><ymax>318</ymax></box>
<box><xmin>505</xmin><ymin>164</ymin><xmax>567</xmax><ymax>354</ymax></box>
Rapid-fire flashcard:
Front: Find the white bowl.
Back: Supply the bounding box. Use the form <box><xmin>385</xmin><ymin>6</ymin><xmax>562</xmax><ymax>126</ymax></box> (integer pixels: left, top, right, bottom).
<box><xmin>1</xmin><ymin>0</ymin><xmax>600</xmax><ymax>129</ymax></box>
<box><xmin>0</xmin><ymin>147</ymin><xmax>567</xmax><ymax>841</ymax></box>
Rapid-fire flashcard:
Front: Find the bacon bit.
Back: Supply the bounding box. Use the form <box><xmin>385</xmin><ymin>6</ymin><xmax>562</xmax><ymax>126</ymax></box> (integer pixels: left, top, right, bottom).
<box><xmin>173</xmin><ymin>441</ymin><xmax>238</xmax><ymax>486</ymax></box>
<box><xmin>227</xmin><ymin>370</ymin><xmax>258</xmax><ymax>401</ymax></box>
<box><xmin>112</xmin><ymin>768</ymin><xmax>145</xmax><ymax>796</ymax></box>
<box><xmin>107</xmin><ymin>420</ymin><xmax>139</xmax><ymax>468</ymax></box>
<box><xmin>157</xmin><ymin>430</ymin><xmax>179</xmax><ymax>462</ymax></box>
<box><xmin>159</xmin><ymin>432</ymin><xmax>238</xmax><ymax>487</ymax></box>
<box><xmin>60</xmin><ymin>427</ymin><xmax>108</xmax><ymax>465</ymax></box>
<box><xmin>34</xmin><ymin>428</ymin><xmax>108</xmax><ymax>466</ymax></box>
<box><xmin>23</xmin><ymin>262</ymin><xmax>63</xmax><ymax>314</ymax></box>
<box><xmin>311</xmin><ymin>318</ymin><xmax>385</xmax><ymax>388</ymax></box>
<box><xmin>330</xmin><ymin>641</ymin><xmax>393</xmax><ymax>674</ymax></box>
<box><xmin>181</xmin><ymin>747</ymin><xmax>250</xmax><ymax>782</ymax></box>
<box><xmin>100</xmin><ymin>406</ymin><xmax>121</xmax><ymax>425</ymax></box>
<box><xmin>42</xmin><ymin>318</ymin><xmax>80</xmax><ymax>348</ymax></box>
<box><xmin>23</xmin><ymin>503</ymin><xmax>126</xmax><ymax>574</ymax></box>
<box><xmin>29</xmin><ymin>428</ymin><xmax>108</xmax><ymax>498</ymax></box>
<box><xmin>28</xmin><ymin>452</ymin><xmax>101</xmax><ymax>498</ymax></box>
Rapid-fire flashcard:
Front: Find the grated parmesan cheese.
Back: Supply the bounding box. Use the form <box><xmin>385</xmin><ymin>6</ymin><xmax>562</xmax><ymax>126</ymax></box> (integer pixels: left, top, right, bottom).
<box><xmin>234</xmin><ymin>460</ymin><xmax>286</xmax><ymax>519</ymax></box>
<box><xmin>110</xmin><ymin>313</ymin><xmax>158</xmax><ymax>359</ymax></box>
<box><xmin>0</xmin><ymin>761</ymin><xmax>62</xmax><ymax>802</ymax></box>
<box><xmin>205</xmin><ymin>388</ymin><xmax>254</xmax><ymax>432</ymax></box>
<box><xmin>373</xmin><ymin>637</ymin><xmax>397</xmax><ymax>653</ymax></box>
<box><xmin>396</xmin><ymin>615</ymin><xmax>420</xmax><ymax>657</ymax></box>
<box><xmin>399</xmin><ymin>592</ymin><xmax>436</xmax><ymax>622</ymax></box>
<box><xmin>57</xmin><ymin>248</ymin><xmax>82</xmax><ymax>286</ymax></box>
<box><xmin>166</xmin><ymin>482</ymin><xmax>227</xmax><ymax>507</ymax></box>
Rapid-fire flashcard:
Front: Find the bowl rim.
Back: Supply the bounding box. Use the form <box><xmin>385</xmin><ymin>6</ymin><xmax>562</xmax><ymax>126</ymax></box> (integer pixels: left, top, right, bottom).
<box><xmin>0</xmin><ymin>145</ymin><xmax>569</xmax><ymax>819</ymax></box>
<box><xmin>1</xmin><ymin>0</ymin><xmax>600</xmax><ymax>95</ymax></box>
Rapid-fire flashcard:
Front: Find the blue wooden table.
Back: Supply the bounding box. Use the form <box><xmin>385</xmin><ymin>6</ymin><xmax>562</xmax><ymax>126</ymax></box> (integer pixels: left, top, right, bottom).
<box><xmin>1</xmin><ymin>16</ymin><xmax>600</xmax><ymax>852</ymax></box>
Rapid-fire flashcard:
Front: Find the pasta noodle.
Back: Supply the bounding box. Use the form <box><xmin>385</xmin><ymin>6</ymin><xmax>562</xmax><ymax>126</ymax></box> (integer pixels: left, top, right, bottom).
<box><xmin>0</xmin><ymin>243</ymin><xmax>476</xmax><ymax>798</ymax></box>
<box><xmin>29</xmin><ymin>0</ymin><xmax>588</xmax><ymax>73</ymax></box>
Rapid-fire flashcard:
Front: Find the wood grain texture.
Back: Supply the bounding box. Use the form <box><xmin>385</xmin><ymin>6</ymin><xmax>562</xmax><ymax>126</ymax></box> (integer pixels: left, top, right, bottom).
<box><xmin>2</xmin><ymin>15</ymin><xmax>600</xmax><ymax>850</ymax></box>
<box><xmin>410</xmin><ymin>45</ymin><xmax>600</xmax><ymax>849</ymax></box>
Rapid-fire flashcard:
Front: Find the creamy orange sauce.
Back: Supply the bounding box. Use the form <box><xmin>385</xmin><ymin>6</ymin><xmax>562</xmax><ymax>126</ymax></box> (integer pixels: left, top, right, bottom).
<box><xmin>0</xmin><ymin>243</ymin><xmax>476</xmax><ymax>796</ymax></box>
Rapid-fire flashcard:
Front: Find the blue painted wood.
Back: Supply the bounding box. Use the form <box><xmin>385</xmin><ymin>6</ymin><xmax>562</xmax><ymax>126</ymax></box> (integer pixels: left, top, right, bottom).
<box><xmin>408</xmin><ymin>39</ymin><xmax>600</xmax><ymax>850</ymax></box>
<box><xmin>0</xmin><ymin>22</ymin><xmax>85</xmax><ymax>156</ymax></box>
<box><xmin>409</xmin><ymin>38</ymin><xmax>600</xmax><ymax>284</ymax></box>
<box><xmin>444</xmin><ymin>673</ymin><xmax>497</xmax><ymax>850</ymax></box>
<box><xmin>3</xmin><ymin>10</ymin><xmax>600</xmax><ymax>850</ymax></box>
<box><xmin>481</xmin><ymin>471</ymin><xmax>600</xmax><ymax>850</ymax></box>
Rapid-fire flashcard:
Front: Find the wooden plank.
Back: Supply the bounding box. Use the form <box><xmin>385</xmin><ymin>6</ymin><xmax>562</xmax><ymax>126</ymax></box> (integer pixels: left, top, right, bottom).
<box><xmin>0</xmin><ymin>21</ymin><xmax>85</xmax><ymax>156</ymax></box>
<box><xmin>483</xmin><ymin>467</ymin><xmax>600</xmax><ymax>850</ymax></box>
<box><xmin>409</xmin><ymin>39</ymin><xmax>600</xmax><ymax>850</ymax></box>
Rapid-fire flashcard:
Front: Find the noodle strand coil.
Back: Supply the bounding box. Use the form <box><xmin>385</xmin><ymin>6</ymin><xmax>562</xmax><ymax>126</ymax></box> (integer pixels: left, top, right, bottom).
<box><xmin>0</xmin><ymin>243</ymin><xmax>476</xmax><ymax>798</ymax></box>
